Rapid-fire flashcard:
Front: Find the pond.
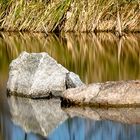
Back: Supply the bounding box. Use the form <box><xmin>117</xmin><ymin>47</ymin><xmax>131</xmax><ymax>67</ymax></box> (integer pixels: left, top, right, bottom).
<box><xmin>0</xmin><ymin>32</ymin><xmax>140</xmax><ymax>140</ymax></box>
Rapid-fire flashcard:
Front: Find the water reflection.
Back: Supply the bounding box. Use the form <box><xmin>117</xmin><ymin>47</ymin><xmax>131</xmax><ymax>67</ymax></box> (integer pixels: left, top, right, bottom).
<box><xmin>0</xmin><ymin>32</ymin><xmax>140</xmax><ymax>140</ymax></box>
<box><xmin>64</xmin><ymin>107</ymin><xmax>140</xmax><ymax>124</ymax></box>
<box><xmin>8</xmin><ymin>97</ymin><xmax>68</xmax><ymax>137</ymax></box>
<box><xmin>1</xmin><ymin>111</ymin><xmax>140</xmax><ymax>140</ymax></box>
<box><xmin>48</xmin><ymin>117</ymin><xmax>140</xmax><ymax>140</ymax></box>
<box><xmin>0</xmin><ymin>95</ymin><xmax>45</xmax><ymax>140</ymax></box>
<box><xmin>3</xmin><ymin>96</ymin><xmax>140</xmax><ymax>140</ymax></box>
<box><xmin>0</xmin><ymin>32</ymin><xmax>140</xmax><ymax>84</ymax></box>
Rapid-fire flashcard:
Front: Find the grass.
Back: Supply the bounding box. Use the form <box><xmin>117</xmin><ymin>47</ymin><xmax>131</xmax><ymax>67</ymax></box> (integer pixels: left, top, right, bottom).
<box><xmin>0</xmin><ymin>0</ymin><xmax>140</xmax><ymax>33</ymax></box>
<box><xmin>0</xmin><ymin>0</ymin><xmax>71</xmax><ymax>32</ymax></box>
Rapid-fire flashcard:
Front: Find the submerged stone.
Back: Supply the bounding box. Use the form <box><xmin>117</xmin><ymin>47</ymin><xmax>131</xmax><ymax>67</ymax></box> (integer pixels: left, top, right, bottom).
<box><xmin>7</xmin><ymin>52</ymin><xmax>84</xmax><ymax>98</ymax></box>
<box><xmin>63</xmin><ymin>80</ymin><xmax>140</xmax><ymax>106</ymax></box>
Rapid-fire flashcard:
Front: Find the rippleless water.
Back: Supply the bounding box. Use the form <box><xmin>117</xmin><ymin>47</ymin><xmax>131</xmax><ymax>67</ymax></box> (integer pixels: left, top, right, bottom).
<box><xmin>0</xmin><ymin>32</ymin><xmax>140</xmax><ymax>140</ymax></box>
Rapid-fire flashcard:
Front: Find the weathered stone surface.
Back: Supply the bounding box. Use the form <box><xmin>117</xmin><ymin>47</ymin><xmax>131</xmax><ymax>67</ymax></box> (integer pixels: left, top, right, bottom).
<box><xmin>8</xmin><ymin>96</ymin><xmax>68</xmax><ymax>136</ymax></box>
<box><xmin>7</xmin><ymin>51</ymin><xmax>84</xmax><ymax>98</ymax></box>
<box><xmin>63</xmin><ymin>80</ymin><xmax>140</xmax><ymax>106</ymax></box>
<box><xmin>63</xmin><ymin>107</ymin><xmax>140</xmax><ymax>124</ymax></box>
<box><xmin>66</xmin><ymin>72</ymin><xmax>84</xmax><ymax>88</ymax></box>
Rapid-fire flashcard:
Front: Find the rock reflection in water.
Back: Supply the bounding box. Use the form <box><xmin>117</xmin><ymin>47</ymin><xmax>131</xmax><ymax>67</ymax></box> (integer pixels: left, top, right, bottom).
<box><xmin>64</xmin><ymin>107</ymin><xmax>140</xmax><ymax>124</ymax></box>
<box><xmin>5</xmin><ymin>96</ymin><xmax>140</xmax><ymax>140</ymax></box>
<box><xmin>48</xmin><ymin>117</ymin><xmax>140</xmax><ymax>140</ymax></box>
<box><xmin>8</xmin><ymin>97</ymin><xmax>68</xmax><ymax>137</ymax></box>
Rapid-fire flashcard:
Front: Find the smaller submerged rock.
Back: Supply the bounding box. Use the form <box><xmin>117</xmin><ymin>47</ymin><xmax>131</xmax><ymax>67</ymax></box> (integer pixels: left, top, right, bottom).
<box><xmin>63</xmin><ymin>80</ymin><xmax>140</xmax><ymax>106</ymax></box>
<box><xmin>7</xmin><ymin>52</ymin><xmax>84</xmax><ymax>98</ymax></box>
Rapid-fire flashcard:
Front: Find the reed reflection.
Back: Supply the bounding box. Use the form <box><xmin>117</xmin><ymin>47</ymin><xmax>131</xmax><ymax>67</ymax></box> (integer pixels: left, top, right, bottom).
<box><xmin>0</xmin><ymin>32</ymin><xmax>140</xmax><ymax>84</ymax></box>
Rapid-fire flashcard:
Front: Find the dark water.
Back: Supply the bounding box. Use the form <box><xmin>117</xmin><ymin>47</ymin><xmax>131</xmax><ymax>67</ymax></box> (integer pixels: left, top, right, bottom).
<box><xmin>0</xmin><ymin>32</ymin><xmax>140</xmax><ymax>140</ymax></box>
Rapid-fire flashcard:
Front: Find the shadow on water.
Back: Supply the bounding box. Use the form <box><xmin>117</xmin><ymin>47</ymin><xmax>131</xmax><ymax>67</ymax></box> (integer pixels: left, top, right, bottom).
<box><xmin>0</xmin><ymin>32</ymin><xmax>140</xmax><ymax>140</ymax></box>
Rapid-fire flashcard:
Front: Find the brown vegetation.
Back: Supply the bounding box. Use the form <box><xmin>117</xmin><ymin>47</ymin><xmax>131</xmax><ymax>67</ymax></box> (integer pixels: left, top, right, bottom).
<box><xmin>0</xmin><ymin>0</ymin><xmax>140</xmax><ymax>33</ymax></box>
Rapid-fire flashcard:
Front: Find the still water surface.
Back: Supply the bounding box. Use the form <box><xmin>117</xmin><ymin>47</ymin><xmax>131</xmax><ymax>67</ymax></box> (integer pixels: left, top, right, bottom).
<box><xmin>0</xmin><ymin>32</ymin><xmax>140</xmax><ymax>140</ymax></box>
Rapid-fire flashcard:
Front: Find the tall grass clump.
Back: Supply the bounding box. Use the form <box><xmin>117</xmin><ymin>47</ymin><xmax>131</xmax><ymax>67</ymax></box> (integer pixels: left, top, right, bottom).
<box><xmin>64</xmin><ymin>0</ymin><xmax>140</xmax><ymax>33</ymax></box>
<box><xmin>0</xmin><ymin>0</ymin><xmax>140</xmax><ymax>33</ymax></box>
<box><xmin>0</xmin><ymin>0</ymin><xmax>71</xmax><ymax>32</ymax></box>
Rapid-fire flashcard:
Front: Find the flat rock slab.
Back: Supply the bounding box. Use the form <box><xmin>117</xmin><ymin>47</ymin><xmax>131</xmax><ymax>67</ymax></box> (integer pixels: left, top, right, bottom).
<box><xmin>7</xmin><ymin>52</ymin><xmax>83</xmax><ymax>98</ymax></box>
<box><xmin>62</xmin><ymin>80</ymin><xmax>140</xmax><ymax>106</ymax></box>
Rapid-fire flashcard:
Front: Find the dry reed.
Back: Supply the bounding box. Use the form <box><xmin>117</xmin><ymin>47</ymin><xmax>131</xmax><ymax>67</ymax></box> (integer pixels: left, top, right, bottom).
<box><xmin>0</xmin><ymin>0</ymin><xmax>139</xmax><ymax>33</ymax></box>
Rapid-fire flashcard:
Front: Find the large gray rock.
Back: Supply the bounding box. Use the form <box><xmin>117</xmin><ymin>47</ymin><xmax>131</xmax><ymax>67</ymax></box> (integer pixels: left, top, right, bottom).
<box><xmin>8</xmin><ymin>96</ymin><xmax>68</xmax><ymax>136</ymax></box>
<box><xmin>63</xmin><ymin>80</ymin><xmax>140</xmax><ymax>106</ymax></box>
<box><xmin>7</xmin><ymin>52</ymin><xmax>83</xmax><ymax>98</ymax></box>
